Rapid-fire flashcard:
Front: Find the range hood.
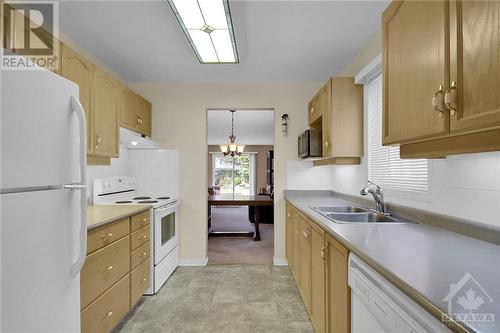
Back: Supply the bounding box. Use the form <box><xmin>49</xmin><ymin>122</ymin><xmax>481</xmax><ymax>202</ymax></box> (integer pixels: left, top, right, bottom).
<box><xmin>120</xmin><ymin>128</ymin><xmax>160</xmax><ymax>149</ymax></box>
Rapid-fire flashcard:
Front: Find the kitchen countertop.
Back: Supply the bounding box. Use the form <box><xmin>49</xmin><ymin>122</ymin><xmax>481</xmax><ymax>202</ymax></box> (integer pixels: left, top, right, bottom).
<box><xmin>87</xmin><ymin>205</ymin><xmax>150</xmax><ymax>230</ymax></box>
<box><xmin>284</xmin><ymin>190</ymin><xmax>500</xmax><ymax>333</ymax></box>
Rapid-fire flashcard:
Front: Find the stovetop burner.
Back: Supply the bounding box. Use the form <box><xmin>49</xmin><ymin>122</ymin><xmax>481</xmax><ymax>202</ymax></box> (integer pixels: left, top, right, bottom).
<box><xmin>138</xmin><ymin>200</ymin><xmax>159</xmax><ymax>204</ymax></box>
<box><xmin>133</xmin><ymin>196</ymin><xmax>151</xmax><ymax>200</ymax></box>
<box><xmin>157</xmin><ymin>197</ymin><xmax>171</xmax><ymax>200</ymax></box>
<box><xmin>116</xmin><ymin>201</ymin><xmax>133</xmax><ymax>204</ymax></box>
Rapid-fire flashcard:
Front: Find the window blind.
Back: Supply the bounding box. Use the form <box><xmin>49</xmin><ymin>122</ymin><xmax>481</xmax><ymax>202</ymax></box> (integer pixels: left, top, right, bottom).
<box><xmin>367</xmin><ymin>76</ymin><xmax>429</xmax><ymax>193</ymax></box>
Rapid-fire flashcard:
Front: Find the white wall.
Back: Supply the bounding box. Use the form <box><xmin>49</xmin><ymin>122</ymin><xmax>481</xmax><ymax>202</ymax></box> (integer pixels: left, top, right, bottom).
<box><xmin>130</xmin><ymin>82</ymin><xmax>321</xmax><ymax>263</ymax></box>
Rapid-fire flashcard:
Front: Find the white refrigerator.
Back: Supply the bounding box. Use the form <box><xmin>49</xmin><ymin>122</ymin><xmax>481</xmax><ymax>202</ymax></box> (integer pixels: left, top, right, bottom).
<box><xmin>1</xmin><ymin>70</ymin><xmax>87</xmax><ymax>332</ymax></box>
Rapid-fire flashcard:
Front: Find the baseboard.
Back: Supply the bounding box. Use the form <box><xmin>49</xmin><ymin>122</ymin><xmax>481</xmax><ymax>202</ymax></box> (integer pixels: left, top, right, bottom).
<box><xmin>179</xmin><ymin>258</ymin><xmax>209</xmax><ymax>266</ymax></box>
<box><xmin>273</xmin><ymin>257</ymin><xmax>288</xmax><ymax>266</ymax></box>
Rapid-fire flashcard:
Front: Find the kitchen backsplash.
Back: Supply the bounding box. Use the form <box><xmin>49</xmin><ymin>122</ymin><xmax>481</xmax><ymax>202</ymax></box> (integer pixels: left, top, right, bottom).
<box><xmin>329</xmin><ymin>151</ymin><xmax>500</xmax><ymax>227</ymax></box>
<box><xmin>286</xmin><ymin>160</ymin><xmax>332</xmax><ymax>190</ymax></box>
<box><xmin>87</xmin><ymin>144</ymin><xmax>130</xmax><ymax>201</ymax></box>
<box><xmin>86</xmin><ymin>145</ymin><xmax>180</xmax><ymax>204</ymax></box>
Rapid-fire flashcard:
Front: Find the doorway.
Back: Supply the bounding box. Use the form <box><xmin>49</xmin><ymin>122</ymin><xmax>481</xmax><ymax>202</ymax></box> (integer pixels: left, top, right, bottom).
<box><xmin>206</xmin><ymin>109</ymin><xmax>275</xmax><ymax>265</ymax></box>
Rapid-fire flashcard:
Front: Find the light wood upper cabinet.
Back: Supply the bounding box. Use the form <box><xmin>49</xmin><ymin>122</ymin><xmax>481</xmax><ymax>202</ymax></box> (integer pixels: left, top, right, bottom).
<box><xmin>383</xmin><ymin>0</ymin><xmax>448</xmax><ymax>144</ymax></box>
<box><xmin>60</xmin><ymin>44</ymin><xmax>94</xmax><ymax>153</ymax></box>
<box><xmin>449</xmin><ymin>0</ymin><xmax>500</xmax><ymax>133</ymax></box>
<box><xmin>137</xmin><ymin>97</ymin><xmax>152</xmax><ymax>137</ymax></box>
<box><xmin>120</xmin><ymin>87</ymin><xmax>139</xmax><ymax>131</ymax></box>
<box><xmin>383</xmin><ymin>0</ymin><xmax>500</xmax><ymax>158</ymax></box>
<box><xmin>311</xmin><ymin>77</ymin><xmax>363</xmax><ymax>166</ymax></box>
<box><xmin>309</xmin><ymin>222</ymin><xmax>326</xmax><ymax>333</ymax></box>
<box><xmin>93</xmin><ymin>67</ymin><xmax>119</xmax><ymax>158</ymax></box>
<box><xmin>120</xmin><ymin>89</ymin><xmax>152</xmax><ymax>137</ymax></box>
<box><xmin>326</xmin><ymin>233</ymin><xmax>350</xmax><ymax>333</ymax></box>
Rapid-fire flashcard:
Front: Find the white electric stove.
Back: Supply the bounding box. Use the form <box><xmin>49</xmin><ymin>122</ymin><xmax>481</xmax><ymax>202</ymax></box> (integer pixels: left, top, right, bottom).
<box><xmin>93</xmin><ymin>176</ymin><xmax>179</xmax><ymax>295</ymax></box>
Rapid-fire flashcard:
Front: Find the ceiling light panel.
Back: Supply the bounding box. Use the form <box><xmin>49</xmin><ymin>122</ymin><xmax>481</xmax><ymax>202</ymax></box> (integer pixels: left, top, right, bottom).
<box><xmin>168</xmin><ymin>0</ymin><xmax>239</xmax><ymax>64</ymax></box>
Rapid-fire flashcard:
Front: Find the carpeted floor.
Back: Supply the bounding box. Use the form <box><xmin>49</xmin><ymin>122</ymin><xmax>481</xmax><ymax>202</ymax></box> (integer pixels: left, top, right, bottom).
<box><xmin>208</xmin><ymin>207</ymin><xmax>274</xmax><ymax>265</ymax></box>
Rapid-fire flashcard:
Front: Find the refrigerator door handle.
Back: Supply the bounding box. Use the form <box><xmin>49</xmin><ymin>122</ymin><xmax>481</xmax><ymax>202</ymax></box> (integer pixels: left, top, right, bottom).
<box><xmin>69</xmin><ymin>96</ymin><xmax>88</xmax><ymax>277</ymax></box>
<box><xmin>70</xmin><ymin>96</ymin><xmax>87</xmax><ymax>185</ymax></box>
<box><xmin>66</xmin><ymin>184</ymin><xmax>87</xmax><ymax>277</ymax></box>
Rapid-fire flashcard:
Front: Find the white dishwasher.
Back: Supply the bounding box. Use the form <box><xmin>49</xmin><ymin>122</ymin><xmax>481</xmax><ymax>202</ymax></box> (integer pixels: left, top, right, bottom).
<box><xmin>348</xmin><ymin>254</ymin><xmax>453</xmax><ymax>333</ymax></box>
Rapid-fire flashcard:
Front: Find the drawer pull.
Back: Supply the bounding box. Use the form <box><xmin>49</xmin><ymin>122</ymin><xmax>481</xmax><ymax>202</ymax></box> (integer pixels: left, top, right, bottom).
<box><xmin>100</xmin><ymin>233</ymin><xmax>113</xmax><ymax>240</ymax></box>
<box><xmin>142</xmin><ymin>278</ymin><xmax>147</xmax><ymax>283</ymax></box>
<box><xmin>142</xmin><ymin>252</ymin><xmax>147</xmax><ymax>257</ymax></box>
<box><xmin>142</xmin><ymin>218</ymin><xmax>147</xmax><ymax>222</ymax></box>
<box><xmin>100</xmin><ymin>310</ymin><xmax>113</xmax><ymax>321</ymax></box>
<box><xmin>138</xmin><ymin>235</ymin><xmax>147</xmax><ymax>240</ymax></box>
<box><xmin>101</xmin><ymin>265</ymin><xmax>113</xmax><ymax>273</ymax></box>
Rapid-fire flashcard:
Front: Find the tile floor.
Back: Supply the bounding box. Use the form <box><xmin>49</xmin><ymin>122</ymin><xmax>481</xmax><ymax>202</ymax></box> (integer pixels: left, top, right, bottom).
<box><xmin>116</xmin><ymin>265</ymin><xmax>313</xmax><ymax>333</ymax></box>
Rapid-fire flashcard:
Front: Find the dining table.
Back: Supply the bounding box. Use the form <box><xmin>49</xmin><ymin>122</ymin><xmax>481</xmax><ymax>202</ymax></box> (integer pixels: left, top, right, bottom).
<box><xmin>207</xmin><ymin>194</ymin><xmax>274</xmax><ymax>241</ymax></box>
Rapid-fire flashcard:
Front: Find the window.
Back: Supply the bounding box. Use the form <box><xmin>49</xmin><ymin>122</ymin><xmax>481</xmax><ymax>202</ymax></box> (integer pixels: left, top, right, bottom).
<box><xmin>367</xmin><ymin>76</ymin><xmax>429</xmax><ymax>193</ymax></box>
<box><xmin>212</xmin><ymin>153</ymin><xmax>256</xmax><ymax>195</ymax></box>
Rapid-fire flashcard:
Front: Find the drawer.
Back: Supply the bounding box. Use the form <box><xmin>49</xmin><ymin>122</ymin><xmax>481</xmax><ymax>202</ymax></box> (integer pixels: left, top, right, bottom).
<box><xmin>130</xmin><ymin>258</ymin><xmax>150</xmax><ymax>307</ymax></box>
<box><xmin>130</xmin><ymin>225</ymin><xmax>150</xmax><ymax>250</ymax></box>
<box><xmin>130</xmin><ymin>210</ymin><xmax>150</xmax><ymax>232</ymax></box>
<box><xmin>87</xmin><ymin>218</ymin><xmax>130</xmax><ymax>254</ymax></box>
<box><xmin>130</xmin><ymin>241</ymin><xmax>150</xmax><ymax>269</ymax></box>
<box><xmin>81</xmin><ymin>236</ymin><xmax>130</xmax><ymax>309</ymax></box>
<box><xmin>81</xmin><ymin>274</ymin><xmax>130</xmax><ymax>333</ymax></box>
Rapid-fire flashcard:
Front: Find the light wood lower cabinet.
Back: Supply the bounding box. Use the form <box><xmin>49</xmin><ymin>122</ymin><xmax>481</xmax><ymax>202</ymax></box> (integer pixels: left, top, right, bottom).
<box><xmin>81</xmin><ymin>210</ymin><xmax>151</xmax><ymax>333</ymax></box>
<box><xmin>81</xmin><ymin>236</ymin><xmax>130</xmax><ymax>309</ymax></box>
<box><xmin>130</xmin><ymin>259</ymin><xmax>151</xmax><ymax>306</ymax></box>
<box><xmin>326</xmin><ymin>234</ymin><xmax>350</xmax><ymax>333</ymax></box>
<box><xmin>310</xmin><ymin>222</ymin><xmax>326</xmax><ymax>333</ymax></box>
<box><xmin>81</xmin><ymin>275</ymin><xmax>130</xmax><ymax>333</ymax></box>
<box><xmin>131</xmin><ymin>241</ymin><xmax>150</xmax><ymax>269</ymax></box>
<box><xmin>285</xmin><ymin>202</ymin><xmax>350</xmax><ymax>333</ymax></box>
<box><xmin>86</xmin><ymin>218</ymin><xmax>130</xmax><ymax>254</ymax></box>
<box><xmin>298</xmin><ymin>214</ymin><xmax>312</xmax><ymax>311</ymax></box>
<box><xmin>131</xmin><ymin>225</ymin><xmax>150</xmax><ymax>250</ymax></box>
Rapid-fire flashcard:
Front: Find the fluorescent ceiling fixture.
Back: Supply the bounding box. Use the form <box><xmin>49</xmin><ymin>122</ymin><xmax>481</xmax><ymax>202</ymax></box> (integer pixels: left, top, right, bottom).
<box><xmin>167</xmin><ymin>0</ymin><xmax>239</xmax><ymax>64</ymax></box>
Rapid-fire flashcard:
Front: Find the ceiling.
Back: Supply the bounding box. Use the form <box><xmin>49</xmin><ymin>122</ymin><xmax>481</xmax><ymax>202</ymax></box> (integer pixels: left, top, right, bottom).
<box><xmin>59</xmin><ymin>0</ymin><xmax>389</xmax><ymax>83</ymax></box>
<box><xmin>207</xmin><ymin>110</ymin><xmax>274</xmax><ymax>145</ymax></box>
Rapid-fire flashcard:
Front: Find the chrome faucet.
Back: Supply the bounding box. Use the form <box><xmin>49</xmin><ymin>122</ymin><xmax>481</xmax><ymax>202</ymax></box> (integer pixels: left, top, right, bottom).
<box><xmin>360</xmin><ymin>181</ymin><xmax>387</xmax><ymax>215</ymax></box>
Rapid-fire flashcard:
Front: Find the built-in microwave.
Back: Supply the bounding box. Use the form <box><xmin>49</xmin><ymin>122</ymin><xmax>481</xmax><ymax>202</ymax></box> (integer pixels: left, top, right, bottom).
<box><xmin>298</xmin><ymin>128</ymin><xmax>322</xmax><ymax>158</ymax></box>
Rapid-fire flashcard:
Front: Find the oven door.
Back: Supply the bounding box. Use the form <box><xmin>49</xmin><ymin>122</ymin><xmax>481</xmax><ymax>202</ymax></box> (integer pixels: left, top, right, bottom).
<box><xmin>154</xmin><ymin>204</ymin><xmax>179</xmax><ymax>265</ymax></box>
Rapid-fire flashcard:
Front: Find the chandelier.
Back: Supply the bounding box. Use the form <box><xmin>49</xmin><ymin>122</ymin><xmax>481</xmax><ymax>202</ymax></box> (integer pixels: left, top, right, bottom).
<box><xmin>219</xmin><ymin>110</ymin><xmax>244</xmax><ymax>157</ymax></box>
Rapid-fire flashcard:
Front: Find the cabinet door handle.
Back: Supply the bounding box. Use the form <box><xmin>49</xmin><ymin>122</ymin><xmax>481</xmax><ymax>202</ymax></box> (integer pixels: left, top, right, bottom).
<box><xmin>101</xmin><ymin>265</ymin><xmax>113</xmax><ymax>273</ymax></box>
<box><xmin>100</xmin><ymin>232</ymin><xmax>113</xmax><ymax>240</ymax></box>
<box><xmin>95</xmin><ymin>135</ymin><xmax>102</xmax><ymax>147</ymax></box>
<box><xmin>142</xmin><ymin>278</ymin><xmax>147</xmax><ymax>283</ymax></box>
<box><xmin>320</xmin><ymin>246</ymin><xmax>327</xmax><ymax>260</ymax></box>
<box><xmin>325</xmin><ymin>140</ymin><xmax>329</xmax><ymax>148</ymax></box>
<box><xmin>287</xmin><ymin>211</ymin><xmax>291</xmax><ymax>218</ymax></box>
<box><xmin>310</xmin><ymin>107</ymin><xmax>314</xmax><ymax>114</ymax></box>
<box><xmin>100</xmin><ymin>310</ymin><xmax>113</xmax><ymax>321</ymax></box>
<box><xmin>138</xmin><ymin>235</ymin><xmax>147</xmax><ymax>240</ymax></box>
<box><xmin>432</xmin><ymin>85</ymin><xmax>445</xmax><ymax>118</ymax></box>
<box><xmin>444</xmin><ymin>81</ymin><xmax>457</xmax><ymax>116</ymax></box>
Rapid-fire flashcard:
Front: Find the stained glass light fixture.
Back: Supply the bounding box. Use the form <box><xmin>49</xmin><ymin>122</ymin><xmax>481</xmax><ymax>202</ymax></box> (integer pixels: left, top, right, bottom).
<box><xmin>220</xmin><ymin>110</ymin><xmax>244</xmax><ymax>157</ymax></box>
<box><xmin>167</xmin><ymin>0</ymin><xmax>239</xmax><ymax>64</ymax></box>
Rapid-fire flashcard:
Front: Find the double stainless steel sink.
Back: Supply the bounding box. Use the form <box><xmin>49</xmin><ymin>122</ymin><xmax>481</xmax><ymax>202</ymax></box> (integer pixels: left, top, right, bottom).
<box><xmin>311</xmin><ymin>206</ymin><xmax>415</xmax><ymax>224</ymax></box>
